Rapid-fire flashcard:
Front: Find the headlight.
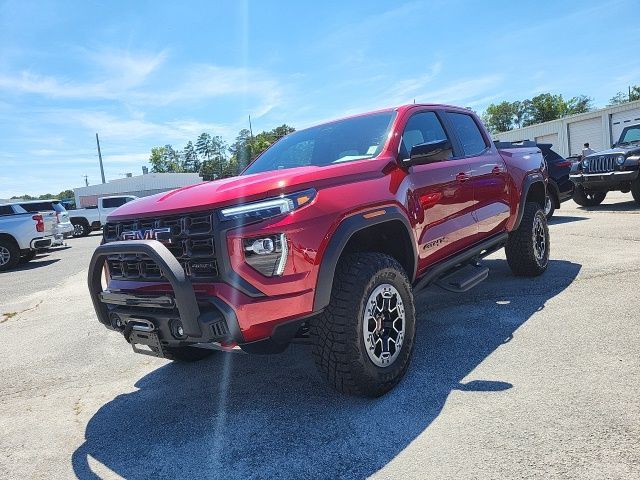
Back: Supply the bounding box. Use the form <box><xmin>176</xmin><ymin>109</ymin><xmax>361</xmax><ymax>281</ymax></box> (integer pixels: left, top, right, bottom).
<box><xmin>616</xmin><ymin>155</ymin><xmax>625</xmax><ymax>166</ymax></box>
<box><xmin>582</xmin><ymin>158</ymin><xmax>590</xmax><ymax>169</ymax></box>
<box><xmin>219</xmin><ymin>189</ymin><xmax>316</xmax><ymax>222</ymax></box>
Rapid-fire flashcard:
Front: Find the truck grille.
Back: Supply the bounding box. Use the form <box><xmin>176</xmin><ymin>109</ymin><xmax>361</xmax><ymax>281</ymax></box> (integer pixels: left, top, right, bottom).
<box><xmin>103</xmin><ymin>212</ymin><xmax>218</xmax><ymax>281</ymax></box>
<box><xmin>586</xmin><ymin>155</ymin><xmax>615</xmax><ymax>173</ymax></box>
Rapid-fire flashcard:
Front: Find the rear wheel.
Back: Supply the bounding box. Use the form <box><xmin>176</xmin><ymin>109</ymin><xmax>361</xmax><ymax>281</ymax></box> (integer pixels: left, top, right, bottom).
<box><xmin>0</xmin><ymin>238</ymin><xmax>20</xmax><ymax>271</ymax></box>
<box><xmin>544</xmin><ymin>194</ymin><xmax>556</xmax><ymax>220</ymax></box>
<box><xmin>165</xmin><ymin>346</ymin><xmax>217</xmax><ymax>362</ymax></box>
<box><xmin>505</xmin><ymin>202</ymin><xmax>550</xmax><ymax>277</ymax></box>
<box><xmin>573</xmin><ymin>186</ymin><xmax>606</xmax><ymax>207</ymax></box>
<box><xmin>309</xmin><ymin>252</ymin><xmax>416</xmax><ymax>397</ymax></box>
<box><xmin>631</xmin><ymin>179</ymin><xmax>640</xmax><ymax>205</ymax></box>
<box><xmin>72</xmin><ymin>220</ymin><xmax>90</xmax><ymax>237</ymax></box>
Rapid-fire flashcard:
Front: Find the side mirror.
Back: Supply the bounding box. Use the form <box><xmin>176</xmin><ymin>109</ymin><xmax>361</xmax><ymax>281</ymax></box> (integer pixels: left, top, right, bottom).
<box><xmin>404</xmin><ymin>139</ymin><xmax>452</xmax><ymax>166</ymax></box>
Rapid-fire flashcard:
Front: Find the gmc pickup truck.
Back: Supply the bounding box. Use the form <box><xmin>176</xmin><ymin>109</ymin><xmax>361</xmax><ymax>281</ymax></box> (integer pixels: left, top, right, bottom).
<box><xmin>0</xmin><ymin>204</ymin><xmax>56</xmax><ymax>271</ymax></box>
<box><xmin>88</xmin><ymin>104</ymin><xmax>550</xmax><ymax>396</ymax></box>
<box><xmin>69</xmin><ymin>195</ymin><xmax>137</xmax><ymax>237</ymax></box>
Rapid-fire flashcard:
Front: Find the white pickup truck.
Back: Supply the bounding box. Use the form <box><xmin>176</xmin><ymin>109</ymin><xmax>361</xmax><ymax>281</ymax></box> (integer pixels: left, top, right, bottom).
<box><xmin>0</xmin><ymin>204</ymin><xmax>56</xmax><ymax>271</ymax></box>
<box><xmin>69</xmin><ymin>195</ymin><xmax>138</xmax><ymax>237</ymax></box>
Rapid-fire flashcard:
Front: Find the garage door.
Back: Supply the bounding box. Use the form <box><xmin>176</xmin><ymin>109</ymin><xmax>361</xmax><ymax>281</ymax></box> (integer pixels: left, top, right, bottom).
<box><xmin>611</xmin><ymin>108</ymin><xmax>640</xmax><ymax>145</ymax></box>
<box><xmin>568</xmin><ymin>117</ymin><xmax>602</xmax><ymax>156</ymax></box>
<box><xmin>535</xmin><ymin>133</ymin><xmax>559</xmax><ymax>150</ymax></box>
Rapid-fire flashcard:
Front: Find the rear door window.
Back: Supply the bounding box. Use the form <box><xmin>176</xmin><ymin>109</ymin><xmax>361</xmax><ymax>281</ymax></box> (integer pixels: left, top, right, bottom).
<box><xmin>19</xmin><ymin>202</ymin><xmax>54</xmax><ymax>212</ymax></box>
<box><xmin>447</xmin><ymin>112</ymin><xmax>488</xmax><ymax>156</ymax></box>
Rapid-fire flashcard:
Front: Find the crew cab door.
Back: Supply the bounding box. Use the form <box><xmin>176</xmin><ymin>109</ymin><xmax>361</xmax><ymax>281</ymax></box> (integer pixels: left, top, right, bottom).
<box><xmin>400</xmin><ymin>110</ymin><xmax>477</xmax><ymax>270</ymax></box>
<box><xmin>444</xmin><ymin>111</ymin><xmax>510</xmax><ymax>239</ymax></box>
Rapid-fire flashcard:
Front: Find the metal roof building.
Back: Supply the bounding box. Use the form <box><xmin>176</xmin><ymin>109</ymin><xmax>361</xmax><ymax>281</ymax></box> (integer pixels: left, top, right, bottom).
<box><xmin>73</xmin><ymin>172</ymin><xmax>203</xmax><ymax>208</ymax></box>
<box><xmin>494</xmin><ymin>100</ymin><xmax>640</xmax><ymax>157</ymax></box>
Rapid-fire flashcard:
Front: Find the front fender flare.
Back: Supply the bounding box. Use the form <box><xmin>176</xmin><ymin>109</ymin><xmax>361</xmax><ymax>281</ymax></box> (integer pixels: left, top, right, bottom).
<box><xmin>312</xmin><ymin>206</ymin><xmax>417</xmax><ymax>312</ymax></box>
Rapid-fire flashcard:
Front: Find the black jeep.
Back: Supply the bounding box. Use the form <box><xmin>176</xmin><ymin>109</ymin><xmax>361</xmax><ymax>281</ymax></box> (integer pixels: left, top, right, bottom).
<box><xmin>570</xmin><ymin>124</ymin><xmax>640</xmax><ymax>206</ymax></box>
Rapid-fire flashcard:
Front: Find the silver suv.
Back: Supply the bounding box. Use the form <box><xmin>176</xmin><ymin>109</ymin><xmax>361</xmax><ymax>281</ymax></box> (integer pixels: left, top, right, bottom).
<box><xmin>15</xmin><ymin>200</ymin><xmax>74</xmax><ymax>245</ymax></box>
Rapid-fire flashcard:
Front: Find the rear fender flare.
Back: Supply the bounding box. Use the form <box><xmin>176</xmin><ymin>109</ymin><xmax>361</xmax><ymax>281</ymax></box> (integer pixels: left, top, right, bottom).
<box><xmin>513</xmin><ymin>173</ymin><xmax>546</xmax><ymax>230</ymax></box>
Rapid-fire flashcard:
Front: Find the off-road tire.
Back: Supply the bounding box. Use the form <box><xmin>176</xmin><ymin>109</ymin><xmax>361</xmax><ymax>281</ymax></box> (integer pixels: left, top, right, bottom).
<box><xmin>0</xmin><ymin>238</ymin><xmax>20</xmax><ymax>272</ymax></box>
<box><xmin>20</xmin><ymin>250</ymin><xmax>37</xmax><ymax>263</ymax></box>
<box><xmin>72</xmin><ymin>220</ymin><xmax>90</xmax><ymax>237</ymax></box>
<box><xmin>544</xmin><ymin>193</ymin><xmax>556</xmax><ymax>221</ymax></box>
<box><xmin>165</xmin><ymin>346</ymin><xmax>217</xmax><ymax>362</ymax></box>
<box><xmin>573</xmin><ymin>185</ymin><xmax>606</xmax><ymax>207</ymax></box>
<box><xmin>309</xmin><ymin>252</ymin><xmax>416</xmax><ymax>397</ymax></box>
<box><xmin>631</xmin><ymin>179</ymin><xmax>640</xmax><ymax>205</ymax></box>
<box><xmin>505</xmin><ymin>202</ymin><xmax>550</xmax><ymax>277</ymax></box>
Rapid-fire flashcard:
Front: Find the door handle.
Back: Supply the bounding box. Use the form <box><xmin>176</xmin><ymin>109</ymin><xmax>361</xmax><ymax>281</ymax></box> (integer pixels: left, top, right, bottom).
<box><xmin>492</xmin><ymin>166</ymin><xmax>502</xmax><ymax>175</ymax></box>
<box><xmin>456</xmin><ymin>172</ymin><xmax>470</xmax><ymax>182</ymax></box>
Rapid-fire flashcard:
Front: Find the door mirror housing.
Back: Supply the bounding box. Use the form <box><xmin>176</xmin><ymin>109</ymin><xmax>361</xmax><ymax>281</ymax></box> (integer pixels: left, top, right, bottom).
<box><xmin>404</xmin><ymin>139</ymin><xmax>452</xmax><ymax>166</ymax></box>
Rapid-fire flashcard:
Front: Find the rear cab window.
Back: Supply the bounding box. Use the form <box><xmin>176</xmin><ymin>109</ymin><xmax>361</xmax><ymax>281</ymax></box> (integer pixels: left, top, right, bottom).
<box><xmin>446</xmin><ymin>112</ymin><xmax>488</xmax><ymax>156</ymax></box>
<box><xmin>102</xmin><ymin>197</ymin><xmax>129</xmax><ymax>208</ymax></box>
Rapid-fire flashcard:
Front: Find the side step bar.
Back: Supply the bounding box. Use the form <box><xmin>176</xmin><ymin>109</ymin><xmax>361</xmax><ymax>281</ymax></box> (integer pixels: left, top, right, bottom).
<box><xmin>435</xmin><ymin>264</ymin><xmax>489</xmax><ymax>293</ymax></box>
<box><xmin>414</xmin><ymin>233</ymin><xmax>508</xmax><ymax>293</ymax></box>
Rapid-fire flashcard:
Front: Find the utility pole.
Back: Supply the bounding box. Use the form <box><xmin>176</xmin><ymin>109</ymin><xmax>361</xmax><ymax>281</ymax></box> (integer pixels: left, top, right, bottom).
<box><xmin>248</xmin><ymin>115</ymin><xmax>254</xmax><ymax>140</ymax></box>
<box><xmin>95</xmin><ymin>133</ymin><xmax>106</xmax><ymax>184</ymax></box>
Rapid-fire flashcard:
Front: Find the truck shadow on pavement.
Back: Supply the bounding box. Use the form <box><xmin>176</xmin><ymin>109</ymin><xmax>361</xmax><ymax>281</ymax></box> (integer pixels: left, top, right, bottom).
<box><xmin>577</xmin><ymin>199</ymin><xmax>639</xmax><ymax>212</ymax></box>
<box><xmin>72</xmin><ymin>259</ymin><xmax>581</xmax><ymax>480</ymax></box>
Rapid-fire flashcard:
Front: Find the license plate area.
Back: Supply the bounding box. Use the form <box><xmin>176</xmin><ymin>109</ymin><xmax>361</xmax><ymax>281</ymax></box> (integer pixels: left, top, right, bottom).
<box><xmin>127</xmin><ymin>319</ymin><xmax>165</xmax><ymax>357</ymax></box>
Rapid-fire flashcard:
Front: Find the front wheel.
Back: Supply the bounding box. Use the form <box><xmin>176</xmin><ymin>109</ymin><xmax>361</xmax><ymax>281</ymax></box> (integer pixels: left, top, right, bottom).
<box><xmin>505</xmin><ymin>202</ymin><xmax>550</xmax><ymax>277</ymax></box>
<box><xmin>310</xmin><ymin>252</ymin><xmax>416</xmax><ymax>397</ymax></box>
<box><xmin>573</xmin><ymin>186</ymin><xmax>606</xmax><ymax>207</ymax></box>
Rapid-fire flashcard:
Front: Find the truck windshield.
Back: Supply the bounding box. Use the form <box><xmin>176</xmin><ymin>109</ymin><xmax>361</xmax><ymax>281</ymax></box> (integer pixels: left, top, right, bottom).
<box><xmin>243</xmin><ymin>111</ymin><xmax>396</xmax><ymax>175</ymax></box>
<box><xmin>619</xmin><ymin>125</ymin><xmax>640</xmax><ymax>145</ymax></box>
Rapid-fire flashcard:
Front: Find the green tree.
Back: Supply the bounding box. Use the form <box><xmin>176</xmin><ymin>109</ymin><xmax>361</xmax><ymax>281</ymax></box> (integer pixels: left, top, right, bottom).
<box><xmin>182</xmin><ymin>141</ymin><xmax>200</xmax><ymax>172</ymax></box>
<box><xmin>58</xmin><ymin>189</ymin><xmax>74</xmax><ymax>199</ymax></box>
<box><xmin>565</xmin><ymin>95</ymin><xmax>593</xmax><ymax>115</ymax></box>
<box><xmin>482</xmin><ymin>101</ymin><xmax>517</xmax><ymax>133</ymax></box>
<box><xmin>609</xmin><ymin>85</ymin><xmax>640</xmax><ymax>105</ymax></box>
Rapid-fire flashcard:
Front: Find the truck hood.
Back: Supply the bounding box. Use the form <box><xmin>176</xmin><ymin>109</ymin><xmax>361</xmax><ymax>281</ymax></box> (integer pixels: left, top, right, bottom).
<box><xmin>586</xmin><ymin>144</ymin><xmax>640</xmax><ymax>158</ymax></box>
<box><xmin>107</xmin><ymin>160</ymin><xmax>388</xmax><ymax>221</ymax></box>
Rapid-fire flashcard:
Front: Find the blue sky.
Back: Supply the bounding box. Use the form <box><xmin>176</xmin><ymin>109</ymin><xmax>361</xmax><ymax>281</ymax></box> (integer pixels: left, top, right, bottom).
<box><xmin>1</xmin><ymin>0</ymin><xmax>639</xmax><ymax>197</ymax></box>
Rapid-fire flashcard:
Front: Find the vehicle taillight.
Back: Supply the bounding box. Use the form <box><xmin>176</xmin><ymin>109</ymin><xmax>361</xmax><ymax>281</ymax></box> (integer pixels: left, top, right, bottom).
<box><xmin>556</xmin><ymin>161</ymin><xmax>572</xmax><ymax>168</ymax></box>
<box><xmin>33</xmin><ymin>214</ymin><xmax>45</xmax><ymax>232</ymax></box>
<box><xmin>55</xmin><ymin>211</ymin><xmax>60</xmax><ymax>223</ymax></box>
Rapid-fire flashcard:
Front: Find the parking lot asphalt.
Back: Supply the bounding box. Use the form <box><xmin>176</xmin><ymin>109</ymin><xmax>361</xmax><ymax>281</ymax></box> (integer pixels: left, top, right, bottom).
<box><xmin>0</xmin><ymin>193</ymin><xmax>639</xmax><ymax>480</ymax></box>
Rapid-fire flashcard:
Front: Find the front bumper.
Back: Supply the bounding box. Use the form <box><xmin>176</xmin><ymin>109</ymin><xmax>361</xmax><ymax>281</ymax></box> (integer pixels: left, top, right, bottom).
<box><xmin>88</xmin><ymin>240</ymin><xmax>243</xmax><ymax>354</ymax></box>
<box><xmin>570</xmin><ymin>170</ymin><xmax>639</xmax><ymax>189</ymax></box>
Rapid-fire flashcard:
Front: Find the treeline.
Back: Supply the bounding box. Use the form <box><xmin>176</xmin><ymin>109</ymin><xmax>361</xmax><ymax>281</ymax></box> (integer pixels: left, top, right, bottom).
<box><xmin>482</xmin><ymin>93</ymin><xmax>593</xmax><ymax>134</ymax></box>
<box><xmin>149</xmin><ymin>124</ymin><xmax>295</xmax><ymax>180</ymax></box>
<box><xmin>9</xmin><ymin>190</ymin><xmax>74</xmax><ymax>200</ymax></box>
<box><xmin>482</xmin><ymin>85</ymin><xmax>640</xmax><ymax>134</ymax></box>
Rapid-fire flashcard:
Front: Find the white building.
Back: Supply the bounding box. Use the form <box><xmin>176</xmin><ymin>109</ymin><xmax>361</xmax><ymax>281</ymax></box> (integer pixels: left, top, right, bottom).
<box><xmin>494</xmin><ymin>100</ymin><xmax>640</xmax><ymax>157</ymax></box>
<box><xmin>73</xmin><ymin>172</ymin><xmax>203</xmax><ymax>208</ymax></box>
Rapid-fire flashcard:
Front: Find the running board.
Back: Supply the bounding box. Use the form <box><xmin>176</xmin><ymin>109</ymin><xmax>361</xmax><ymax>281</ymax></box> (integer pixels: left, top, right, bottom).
<box><xmin>435</xmin><ymin>264</ymin><xmax>489</xmax><ymax>293</ymax></box>
<box><xmin>413</xmin><ymin>232</ymin><xmax>508</xmax><ymax>293</ymax></box>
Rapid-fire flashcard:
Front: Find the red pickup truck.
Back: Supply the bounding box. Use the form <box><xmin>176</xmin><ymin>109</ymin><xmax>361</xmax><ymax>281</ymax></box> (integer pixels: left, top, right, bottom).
<box><xmin>88</xmin><ymin>104</ymin><xmax>549</xmax><ymax>397</ymax></box>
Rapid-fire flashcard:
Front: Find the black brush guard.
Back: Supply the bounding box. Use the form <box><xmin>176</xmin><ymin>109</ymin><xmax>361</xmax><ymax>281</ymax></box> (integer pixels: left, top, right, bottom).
<box><xmin>88</xmin><ymin>240</ymin><xmax>242</xmax><ymax>346</ymax></box>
